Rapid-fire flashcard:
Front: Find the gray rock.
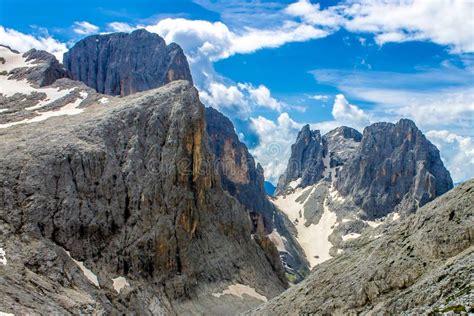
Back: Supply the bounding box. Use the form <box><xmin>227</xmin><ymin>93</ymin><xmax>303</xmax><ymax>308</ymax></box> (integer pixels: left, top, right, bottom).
<box><xmin>336</xmin><ymin>119</ymin><xmax>454</xmax><ymax>219</ymax></box>
<box><xmin>324</xmin><ymin>126</ymin><xmax>362</xmax><ymax>171</ymax></box>
<box><xmin>247</xmin><ymin>179</ymin><xmax>474</xmax><ymax>315</ymax></box>
<box><xmin>275</xmin><ymin>125</ymin><xmax>326</xmax><ymax>195</ymax></box>
<box><xmin>63</xmin><ymin>29</ymin><xmax>193</xmax><ymax>96</ymax></box>
<box><xmin>5</xmin><ymin>47</ymin><xmax>70</xmax><ymax>88</ymax></box>
<box><xmin>0</xmin><ymin>81</ymin><xmax>286</xmax><ymax>314</ymax></box>
<box><xmin>205</xmin><ymin>107</ymin><xmax>310</xmax><ymax>283</ymax></box>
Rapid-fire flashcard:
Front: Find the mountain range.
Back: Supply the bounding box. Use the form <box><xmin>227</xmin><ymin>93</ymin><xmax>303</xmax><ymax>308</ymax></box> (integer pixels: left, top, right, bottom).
<box><xmin>0</xmin><ymin>29</ymin><xmax>471</xmax><ymax>315</ymax></box>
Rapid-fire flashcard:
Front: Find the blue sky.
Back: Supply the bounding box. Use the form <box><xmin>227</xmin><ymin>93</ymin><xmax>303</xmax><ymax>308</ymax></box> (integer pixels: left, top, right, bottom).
<box><xmin>1</xmin><ymin>0</ymin><xmax>473</xmax><ymax>184</ymax></box>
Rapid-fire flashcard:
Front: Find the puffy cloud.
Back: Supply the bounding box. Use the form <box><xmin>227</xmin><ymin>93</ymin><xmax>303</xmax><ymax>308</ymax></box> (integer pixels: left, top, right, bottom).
<box><xmin>342</xmin><ymin>0</ymin><xmax>474</xmax><ymax>53</ymax></box>
<box><xmin>0</xmin><ymin>25</ymin><xmax>67</xmax><ymax>61</ymax></box>
<box><xmin>110</xmin><ymin>18</ymin><xmax>328</xmax><ymax>64</ymax></box>
<box><xmin>284</xmin><ymin>0</ymin><xmax>474</xmax><ymax>53</ymax></box>
<box><xmin>249</xmin><ymin>113</ymin><xmax>303</xmax><ymax>184</ymax></box>
<box><xmin>311</xmin><ymin>68</ymin><xmax>474</xmax><ymax>133</ymax></box>
<box><xmin>73</xmin><ymin>21</ymin><xmax>99</xmax><ymax>35</ymax></box>
<box><xmin>199</xmin><ymin>82</ymin><xmax>250</xmax><ymax>116</ymax></box>
<box><xmin>284</xmin><ymin>0</ymin><xmax>343</xmax><ymax>28</ymax></box>
<box><xmin>331</xmin><ymin>94</ymin><xmax>370</xmax><ymax>129</ymax></box>
<box><xmin>199</xmin><ymin>81</ymin><xmax>284</xmax><ymax>117</ymax></box>
<box><xmin>229</xmin><ymin>21</ymin><xmax>328</xmax><ymax>56</ymax></box>
<box><xmin>239</xmin><ymin>83</ymin><xmax>283</xmax><ymax>111</ymax></box>
<box><xmin>426</xmin><ymin>130</ymin><xmax>474</xmax><ymax>183</ymax></box>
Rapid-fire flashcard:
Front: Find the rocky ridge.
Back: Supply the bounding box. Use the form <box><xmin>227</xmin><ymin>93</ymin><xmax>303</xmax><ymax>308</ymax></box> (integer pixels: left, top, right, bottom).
<box><xmin>273</xmin><ymin>121</ymin><xmax>453</xmax><ymax>268</ymax></box>
<box><xmin>63</xmin><ymin>29</ymin><xmax>311</xmax><ymax>283</ymax></box>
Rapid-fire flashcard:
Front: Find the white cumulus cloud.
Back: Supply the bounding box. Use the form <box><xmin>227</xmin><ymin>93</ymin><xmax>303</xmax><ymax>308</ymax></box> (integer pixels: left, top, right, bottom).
<box><xmin>285</xmin><ymin>0</ymin><xmax>343</xmax><ymax>28</ymax></box>
<box><xmin>0</xmin><ymin>25</ymin><xmax>67</xmax><ymax>61</ymax></box>
<box><xmin>285</xmin><ymin>0</ymin><xmax>474</xmax><ymax>53</ymax></box>
<box><xmin>73</xmin><ymin>21</ymin><xmax>99</xmax><ymax>35</ymax></box>
<box><xmin>199</xmin><ymin>82</ymin><xmax>251</xmax><ymax>116</ymax></box>
<box><xmin>239</xmin><ymin>83</ymin><xmax>283</xmax><ymax>112</ymax></box>
<box><xmin>426</xmin><ymin>130</ymin><xmax>474</xmax><ymax>183</ymax></box>
<box><xmin>342</xmin><ymin>0</ymin><xmax>474</xmax><ymax>53</ymax></box>
<box><xmin>108</xmin><ymin>22</ymin><xmax>136</xmax><ymax>33</ymax></box>
<box><xmin>332</xmin><ymin>94</ymin><xmax>370</xmax><ymax>128</ymax></box>
<box><xmin>249</xmin><ymin>113</ymin><xmax>303</xmax><ymax>184</ymax></box>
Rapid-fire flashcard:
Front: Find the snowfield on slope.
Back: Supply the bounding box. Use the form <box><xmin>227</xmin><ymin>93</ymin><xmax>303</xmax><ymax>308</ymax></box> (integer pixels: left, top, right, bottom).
<box><xmin>272</xmin><ymin>185</ymin><xmax>337</xmax><ymax>268</ymax></box>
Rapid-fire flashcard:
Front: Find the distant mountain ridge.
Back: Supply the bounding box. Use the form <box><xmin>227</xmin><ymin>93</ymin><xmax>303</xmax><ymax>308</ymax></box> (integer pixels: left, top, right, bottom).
<box><xmin>272</xmin><ymin>120</ymin><xmax>453</xmax><ymax>268</ymax></box>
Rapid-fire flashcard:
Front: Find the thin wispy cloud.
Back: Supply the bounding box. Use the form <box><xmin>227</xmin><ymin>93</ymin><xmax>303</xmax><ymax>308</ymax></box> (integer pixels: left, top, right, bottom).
<box><xmin>73</xmin><ymin>21</ymin><xmax>100</xmax><ymax>35</ymax></box>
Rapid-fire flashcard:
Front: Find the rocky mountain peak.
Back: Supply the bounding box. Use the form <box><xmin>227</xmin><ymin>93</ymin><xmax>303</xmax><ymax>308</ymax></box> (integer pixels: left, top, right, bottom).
<box><xmin>336</xmin><ymin>118</ymin><xmax>453</xmax><ymax>218</ymax></box>
<box><xmin>325</xmin><ymin>126</ymin><xmax>362</xmax><ymax>142</ymax></box>
<box><xmin>63</xmin><ymin>29</ymin><xmax>193</xmax><ymax>96</ymax></box>
<box><xmin>275</xmin><ymin>125</ymin><xmax>326</xmax><ymax>194</ymax></box>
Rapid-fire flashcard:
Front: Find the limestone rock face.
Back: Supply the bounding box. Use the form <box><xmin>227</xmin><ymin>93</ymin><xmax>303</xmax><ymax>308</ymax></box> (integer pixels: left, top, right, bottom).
<box><xmin>324</xmin><ymin>126</ymin><xmax>362</xmax><ymax>170</ymax></box>
<box><xmin>336</xmin><ymin>119</ymin><xmax>453</xmax><ymax>218</ymax></box>
<box><xmin>275</xmin><ymin>125</ymin><xmax>326</xmax><ymax>195</ymax></box>
<box><xmin>0</xmin><ymin>81</ymin><xmax>286</xmax><ymax>314</ymax></box>
<box><xmin>63</xmin><ymin>29</ymin><xmax>193</xmax><ymax>96</ymax></box>
<box><xmin>248</xmin><ymin>179</ymin><xmax>474</xmax><ymax>315</ymax></box>
<box><xmin>205</xmin><ymin>107</ymin><xmax>309</xmax><ymax>283</ymax></box>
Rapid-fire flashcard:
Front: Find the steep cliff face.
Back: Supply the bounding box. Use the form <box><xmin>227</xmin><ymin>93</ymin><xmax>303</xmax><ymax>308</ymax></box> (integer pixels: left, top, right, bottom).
<box><xmin>205</xmin><ymin>107</ymin><xmax>310</xmax><ymax>283</ymax></box>
<box><xmin>276</xmin><ymin>125</ymin><xmax>326</xmax><ymax>195</ymax></box>
<box><xmin>336</xmin><ymin>119</ymin><xmax>453</xmax><ymax>219</ymax></box>
<box><xmin>249</xmin><ymin>179</ymin><xmax>474</xmax><ymax>315</ymax></box>
<box><xmin>63</xmin><ymin>29</ymin><xmax>193</xmax><ymax>96</ymax></box>
<box><xmin>0</xmin><ymin>81</ymin><xmax>286</xmax><ymax>314</ymax></box>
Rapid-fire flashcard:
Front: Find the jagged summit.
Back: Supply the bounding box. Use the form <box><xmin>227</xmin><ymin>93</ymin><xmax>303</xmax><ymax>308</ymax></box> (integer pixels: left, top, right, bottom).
<box><xmin>336</xmin><ymin>118</ymin><xmax>453</xmax><ymax>218</ymax></box>
<box><xmin>275</xmin><ymin>124</ymin><xmax>326</xmax><ymax>195</ymax></box>
<box><xmin>271</xmin><ymin>119</ymin><xmax>453</xmax><ymax>268</ymax></box>
<box><xmin>63</xmin><ymin>29</ymin><xmax>193</xmax><ymax>96</ymax></box>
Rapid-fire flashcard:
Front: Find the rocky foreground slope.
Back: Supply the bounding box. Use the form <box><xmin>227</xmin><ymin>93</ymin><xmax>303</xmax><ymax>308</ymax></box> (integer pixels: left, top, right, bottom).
<box><xmin>0</xmin><ymin>53</ymin><xmax>288</xmax><ymax>314</ymax></box>
<box><xmin>250</xmin><ymin>179</ymin><xmax>474</xmax><ymax>315</ymax></box>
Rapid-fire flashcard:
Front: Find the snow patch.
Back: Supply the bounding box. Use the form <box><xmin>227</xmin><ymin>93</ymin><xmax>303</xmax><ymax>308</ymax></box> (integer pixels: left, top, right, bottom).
<box><xmin>0</xmin><ymin>93</ymin><xmax>86</xmax><ymax>129</ymax></box>
<box><xmin>212</xmin><ymin>284</ymin><xmax>267</xmax><ymax>302</ymax></box>
<box><xmin>288</xmin><ymin>178</ymin><xmax>302</xmax><ymax>189</ymax></box>
<box><xmin>0</xmin><ymin>247</ymin><xmax>7</xmax><ymax>265</ymax></box>
<box><xmin>0</xmin><ymin>46</ymin><xmax>35</xmax><ymax>73</ymax></box>
<box><xmin>0</xmin><ymin>311</ymin><xmax>14</xmax><ymax>316</ymax></box>
<box><xmin>342</xmin><ymin>233</ymin><xmax>361</xmax><ymax>241</ymax></box>
<box><xmin>392</xmin><ymin>212</ymin><xmax>400</xmax><ymax>221</ymax></box>
<box><xmin>98</xmin><ymin>97</ymin><xmax>109</xmax><ymax>104</ymax></box>
<box><xmin>273</xmin><ymin>185</ymin><xmax>337</xmax><ymax>268</ymax></box>
<box><xmin>0</xmin><ymin>109</ymin><xmax>8</xmax><ymax>113</ymax></box>
<box><xmin>65</xmin><ymin>251</ymin><xmax>99</xmax><ymax>288</ymax></box>
<box><xmin>329</xmin><ymin>186</ymin><xmax>345</xmax><ymax>203</ymax></box>
<box><xmin>25</xmin><ymin>87</ymin><xmax>74</xmax><ymax>111</ymax></box>
<box><xmin>365</xmin><ymin>219</ymin><xmax>383</xmax><ymax>228</ymax></box>
<box><xmin>112</xmin><ymin>276</ymin><xmax>129</xmax><ymax>293</ymax></box>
